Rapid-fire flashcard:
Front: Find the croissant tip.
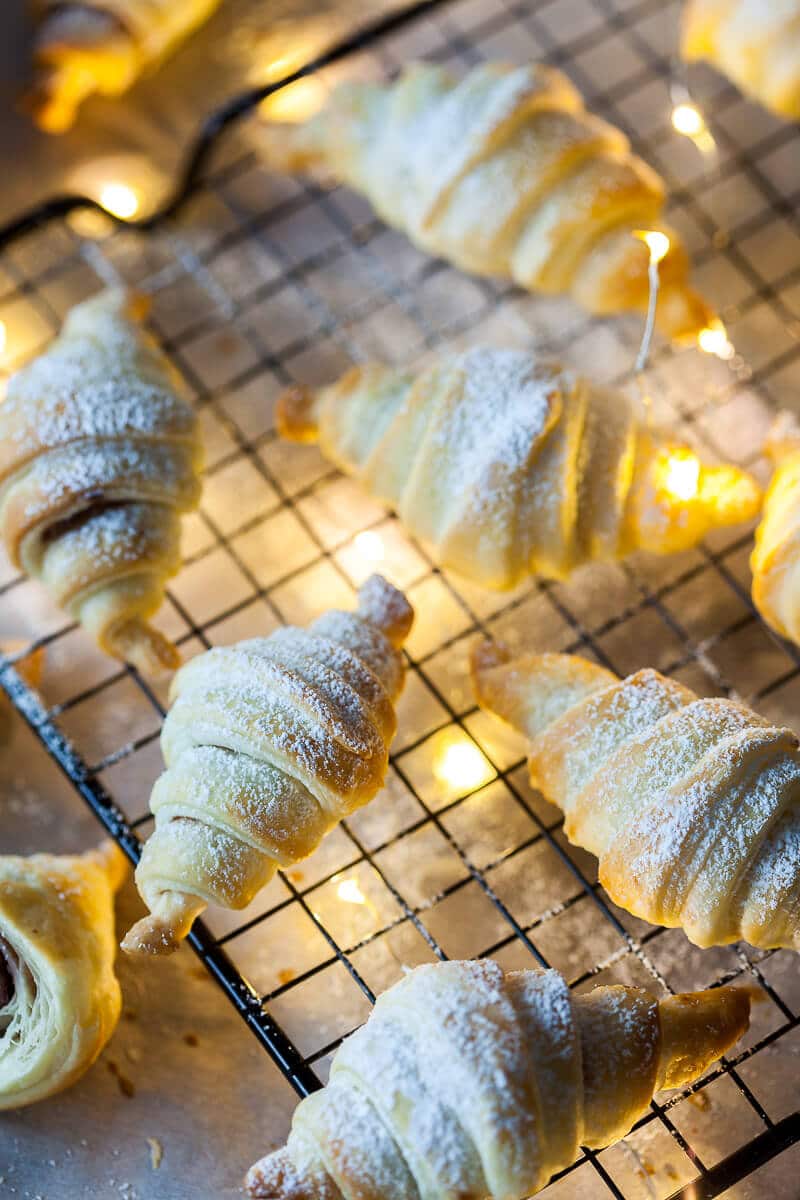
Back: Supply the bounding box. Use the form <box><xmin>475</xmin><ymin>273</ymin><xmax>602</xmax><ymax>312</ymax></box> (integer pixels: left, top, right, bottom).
<box><xmin>470</xmin><ymin>638</ymin><xmax>513</xmax><ymax>681</ymax></box>
<box><xmin>655</xmin><ymin>283</ymin><xmax>716</xmax><ymax>344</ymax></box>
<box><xmin>106</xmin><ymin>619</ymin><xmax>180</xmax><ymax>678</ymax></box>
<box><xmin>84</xmin><ymin>288</ymin><xmax>150</xmax><ymax>322</ymax></box>
<box><xmin>357</xmin><ymin>574</ymin><xmax>414</xmax><ymax>646</ymax></box>
<box><xmin>276</xmin><ymin>386</ymin><xmax>319</xmax><ymax>442</ymax></box>
<box><xmin>244</xmin><ymin>1149</ymin><xmax>315</xmax><ymax>1199</ymax></box>
<box><xmin>657</xmin><ymin>982</ymin><xmax>752</xmax><ymax>1090</ymax></box>
<box><xmin>118</xmin><ymin>289</ymin><xmax>151</xmax><ymax>323</ymax></box>
<box><xmin>21</xmin><ymin>71</ymin><xmax>78</xmax><ymax>134</ymax></box>
<box><xmin>120</xmin><ymin>918</ymin><xmax>181</xmax><ymax>957</ymax></box>
<box><xmin>122</xmin><ymin>887</ymin><xmax>207</xmax><ymax>956</ymax></box>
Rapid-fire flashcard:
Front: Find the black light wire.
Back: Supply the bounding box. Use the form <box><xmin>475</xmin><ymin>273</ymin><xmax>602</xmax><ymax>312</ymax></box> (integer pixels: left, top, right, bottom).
<box><xmin>0</xmin><ymin>0</ymin><xmax>452</xmax><ymax>251</ymax></box>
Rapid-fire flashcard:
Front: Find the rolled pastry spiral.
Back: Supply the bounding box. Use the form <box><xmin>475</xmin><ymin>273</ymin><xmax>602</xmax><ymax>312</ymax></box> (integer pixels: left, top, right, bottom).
<box><xmin>682</xmin><ymin>0</ymin><xmax>800</xmax><ymax>121</ymax></box>
<box><xmin>245</xmin><ymin>958</ymin><xmax>750</xmax><ymax>1200</ymax></box>
<box><xmin>27</xmin><ymin>0</ymin><xmax>222</xmax><ymax>132</ymax></box>
<box><xmin>472</xmin><ymin>644</ymin><xmax>800</xmax><ymax>950</ymax></box>
<box><xmin>0</xmin><ymin>289</ymin><xmax>202</xmax><ymax>676</ymax></box>
<box><xmin>122</xmin><ymin>574</ymin><xmax>414</xmax><ymax>955</ymax></box>
<box><xmin>277</xmin><ymin>346</ymin><xmax>761</xmax><ymax>591</ymax></box>
<box><xmin>751</xmin><ymin>414</ymin><xmax>800</xmax><ymax>646</ymax></box>
<box><xmin>0</xmin><ymin>841</ymin><xmax>127</xmax><ymax>1110</ymax></box>
<box><xmin>259</xmin><ymin>61</ymin><xmax>714</xmax><ymax>339</ymax></box>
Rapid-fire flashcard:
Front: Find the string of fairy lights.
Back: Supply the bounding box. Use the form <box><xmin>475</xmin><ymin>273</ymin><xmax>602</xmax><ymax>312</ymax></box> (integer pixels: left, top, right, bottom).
<box><xmin>0</xmin><ymin>48</ymin><xmax>773</xmax><ymax>820</ymax></box>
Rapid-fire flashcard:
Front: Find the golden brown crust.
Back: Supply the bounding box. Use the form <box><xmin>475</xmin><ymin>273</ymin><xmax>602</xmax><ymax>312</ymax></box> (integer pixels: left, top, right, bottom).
<box><xmin>0</xmin><ymin>290</ymin><xmax>202</xmax><ymax>675</ymax></box>
<box><xmin>473</xmin><ymin>646</ymin><xmax>800</xmax><ymax>950</ymax></box>
<box><xmin>0</xmin><ymin>842</ymin><xmax>127</xmax><ymax>1109</ymax></box>
<box><xmin>682</xmin><ymin>0</ymin><xmax>800</xmax><ymax>120</ymax></box>
<box><xmin>27</xmin><ymin>0</ymin><xmax>223</xmax><ymax>132</ymax></box>
<box><xmin>245</xmin><ymin>960</ymin><xmax>749</xmax><ymax>1199</ymax></box>
<box><xmin>278</xmin><ymin>347</ymin><xmax>761</xmax><ymax>590</ymax></box>
<box><xmin>260</xmin><ymin>62</ymin><xmax>714</xmax><ymax>338</ymax></box>
<box><xmin>122</xmin><ymin>575</ymin><xmax>413</xmax><ymax>956</ymax></box>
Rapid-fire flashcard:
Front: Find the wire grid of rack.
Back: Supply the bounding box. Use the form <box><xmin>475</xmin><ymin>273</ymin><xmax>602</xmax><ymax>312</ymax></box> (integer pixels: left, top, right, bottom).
<box><xmin>1</xmin><ymin>0</ymin><xmax>800</xmax><ymax>1196</ymax></box>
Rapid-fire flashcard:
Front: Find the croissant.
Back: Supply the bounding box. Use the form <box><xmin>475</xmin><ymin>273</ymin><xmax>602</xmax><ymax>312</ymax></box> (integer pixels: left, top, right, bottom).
<box><xmin>472</xmin><ymin>643</ymin><xmax>800</xmax><ymax>950</ymax></box>
<box><xmin>0</xmin><ymin>289</ymin><xmax>203</xmax><ymax>676</ymax></box>
<box><xmin>751</xmin><ymin>415</ymin><xmax>800</xmax><ymax>645</ymax></box>
<box><xmin>246</xmin><ymin>958</ymin><xmax>750</xmax><ymax>1200</ymax></box>
<box><xmin>0</xmin><ymin>841</ymin><xmax>127</xmax><ymax>1110</ymax></box>
<box><xmin>27</xmin><ymin>0</ymin><xmax>222</xmax><ymax>133</ymax></box>
<box><xmin>121</xmin><ymin>574</ymin><xmax>413</xmax><ymax>955</ymax></box>
<box><xmin>277</xmin><ymin>346</ymin><xmax>761</xmax><ymax>591</ymax></box>
<box><xmin>259</xmin><ymin>60</ymin><xmax>715</xmax><ymax>339</ymax></box>
<box><xmin>682</xmin><ymin>0</ymin><xmax>800</xmax><ymax>121</ymax></box>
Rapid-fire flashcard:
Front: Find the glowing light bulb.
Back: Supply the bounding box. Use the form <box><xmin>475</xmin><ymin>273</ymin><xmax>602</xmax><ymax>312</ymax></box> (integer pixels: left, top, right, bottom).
<box><xmin>634</xmin><ymin>229</ymin><xmax>670</xmax><ymax>265</ymax></box>
<box><xmin>0</xmin><ymin>321</ymin><xmax>6</xmax><ymax>357</ymax></box>
<box><xmin>663</xmin><ymin>452</ymin><xmax>701</xmax><ymax>502</ymax></box>
<box><xmin>354</xmin><ymin>530</ymin><xmax>385</xmax><ymax>563</ymax></box>
<box><xmin>337</xmin><ymin>877</ymin><xmax>366</xmax><ymax>905</ymax></box>
<box><xmin>98</xmin><ymin>182</ymin><xmax>140</xmax><ymax>220</ymax></box>
<box><xmin>259</xmin><ymin>77</ymin><xmax>325</xmax><ymax>123</ymax></box>
<box><xmin>433</xmin><ymin>736</ymin><xmax>492</xmax><ymax>793</ymax></box>
<box><xmin>672</xmin><ymin>103</ymin><xmax>705</xmax><ymax>137</ymax></box>
<box><xmin>698</xmin><ymin>321</ymin><xmax>735</xmax><ymax>361</ymax></box>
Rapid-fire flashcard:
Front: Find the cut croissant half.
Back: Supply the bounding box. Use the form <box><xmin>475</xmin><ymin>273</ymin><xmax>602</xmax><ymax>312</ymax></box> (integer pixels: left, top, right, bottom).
<box><xmin>0</xmin><ymin>841</ymin><xmax>127</xmax><ymax>1109</ymax></box>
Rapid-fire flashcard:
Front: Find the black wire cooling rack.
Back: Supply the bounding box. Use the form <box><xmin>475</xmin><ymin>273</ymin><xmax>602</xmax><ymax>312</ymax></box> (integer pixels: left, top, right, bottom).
<box><xmin>1</xmin><ymin>0</ymin><xmax>800</xmax><ymax>1195</ymax></box>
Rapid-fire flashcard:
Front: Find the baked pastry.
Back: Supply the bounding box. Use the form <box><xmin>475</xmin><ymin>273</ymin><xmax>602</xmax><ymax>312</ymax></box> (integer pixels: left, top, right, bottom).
<box><xmin>122</xmin><ymin>574</ymin><xmax>413</xmax><ymax>955</ymax></box>
<box><xmin>682</xmin><ymin>0</ymin><xmax>800</xmax><ymax>121</ymax></box>
<box><xmin>472</xmin><ymin>644</ymin><xmax>800</xmax><ymax>950</ymax></box>
<box><xmin>259</xmin><ymin>61</ymin><xmax>715</xmax><ymax>339</ymax></box>
<box><xmin>0</xmin><ymin>289</ymin><xmax>202</xmax><ymax>676</ymax></box>
<box><xmin>751</xmin><ymin>414</ymin><xmax>800</xmax><ymax>645</ymax></box>
<box><xmin>27</xmin><ymin>0</ymin><xmax>222</xmax><ymax>132</ymax></box>
<box><xmin>245</xmin><ymin>958</ymin><xmax>750</xmax><ymax>1199</ymax></box>
<box><xmin>0</xmin><ymin>841</ymin><xmax>127</xmax><ymax>1109</ymax></box>
<box><xmin>277</xmin><ymin>346</ymin><xmax>761</xmax><ymax>590</ymax></box>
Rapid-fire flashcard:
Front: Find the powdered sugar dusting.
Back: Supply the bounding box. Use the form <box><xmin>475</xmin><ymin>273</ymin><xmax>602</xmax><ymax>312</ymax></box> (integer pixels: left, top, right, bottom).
<box><xmin>526</xmin><ymin>657</ymin><xmax>800</xmax><ymax>948</ymax></box>
<box><xmin>142</xmin><ymin>585</ymin><xmax>411</xmax><ymax>927</ymax></box>
<box><xmin>2</xmin><ymin>295</ymin><xmax>195</xmax><ymax>478</ymax></box>
<box><xmin>354</xmin><ymin>573</ymin><xmax>413</xmax><ymax>648</ymax></box>
<box><xmin>0</xmin><ymin>291</ymin><xmax>200</xmax><ymax>657</ymax></box>
<box><xmin>245</xmin><ymin>960</ymin><xmax>726</xmax><ymax>1200</ymax></box>
<box><xmin>18</xmin><ymin>441</ymin><xmax>192</xmax><ymax>522</ymax></box>
<box><xmin>405</xmin><ymin>347</ymin><xmax>558</xmax><ymax>565</ymax></box>
<box><xmin>407</xmin><ymin>64</ymin><xmax>553</xmax><ymax>229</ymax></box>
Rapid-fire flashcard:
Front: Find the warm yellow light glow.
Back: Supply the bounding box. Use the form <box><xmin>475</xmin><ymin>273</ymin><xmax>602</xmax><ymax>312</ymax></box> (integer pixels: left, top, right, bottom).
<box><xmin>433</xmin><ymin>736</ymin><xmax>492</xmax><ymax>793</ymax></box>
<box><xmin>663</xmin><ymin>451</ymin><xmax>701</xmax><ymax>502</ymax></box>
<box><xmin>98</xmin><ymin>182</ymin><xmax>140</xmax><ymax>220</ymax></box>
<box><xmin>698</xmin><ymin>320</ymin><xmax>735</xmax><ymax>361</ymax></box>
<box><xmin>259</xmin><ymin>76</ymin><xmax>326</xmax><ymax>123</ymax></box>
<box><xmin>337</xmin><ymin>877</ymin><xmax>367</xmax><ymax>905</ymax></box>
<box><xmin>634</xmin><ymin>230</ymin><xmax>671</xmax><ymax>265</ymax></box>
<box><xmin>0</xmin><ymin>321</ymin><xmax>6</xmax><ymax>357</ymax></box>
<box><xmin>354</xmin><ymin>530</ymin><xmax>385</xmax><ymax>563</ymax></box>
<box><xmin>672</xmin><ymin>103</ymin><xmax>705</xmax><ymax>137</ymax></box>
